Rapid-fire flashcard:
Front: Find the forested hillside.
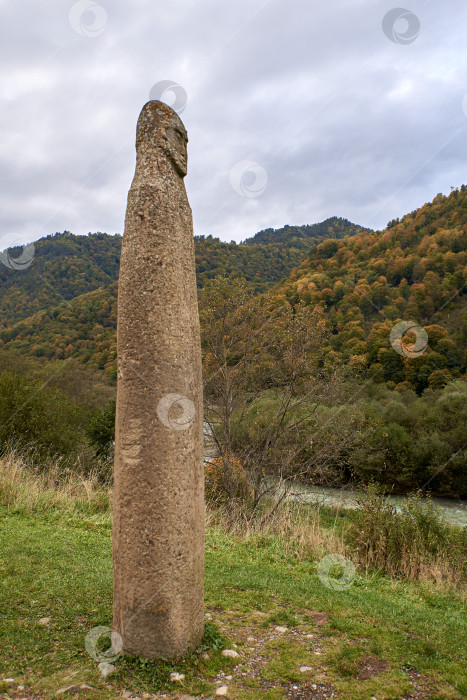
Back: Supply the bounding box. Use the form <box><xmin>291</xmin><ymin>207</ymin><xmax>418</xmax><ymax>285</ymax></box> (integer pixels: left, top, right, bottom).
<box><xmin>1</xmin><ymin>284</ymin><xmax>118</xmax><ymax>378</ymax></box>
<box><xmin>243</xmin><ymin>216</ymin><xmax>370</xmax><ymax>246</ymax></box>
<box><xmin>194</xmin><ymin>235</ymin><xmax>306</xmax><ymax>290</ymax></box>
<box><xmin>0</xmin><ymin>190</ymin><xmax>466</xmax><ymax>394</ymax></box>
<box><xmin>0</xmin><ymin>217</ymin><xmax>365</xmax><ymax>328</ymax></box>
<box><xmin>0</xmin><ymin>232</ymin><xmax>120</xmax><ymax>328</ymax></box>
<box><xmin>277</xmin><ymin>187</ymin><xmax>467</xmax><ymax>393</ymax></box>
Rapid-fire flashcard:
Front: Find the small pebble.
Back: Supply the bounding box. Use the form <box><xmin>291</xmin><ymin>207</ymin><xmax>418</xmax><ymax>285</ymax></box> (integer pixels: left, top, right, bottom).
<box><xmin>205</xmin><ymin>612</ymin><xmax>212</xmax><ymax>619</ymax></box>
<box><xmin>225</xmin><ymin>675</ymin><xmax>232</xmax><ymax>680</ymax></box>
<box><xmin>4</xmin><ymin>679</ymin><xmax>15</xmax><ymax>683</ymax></box>
<box><xmin>306</xmin><ymin>634</ymin><xmax>314</xmax><ymax>639</ymax></box>
<box><xmin>38</xmin><ymin>617</ymin><xmax>51</xmax><ymax>626</ymax></box>
<box><xmin>247</xmin><ymin>636</ymin><xmax>255</xmax><ymax>642</ymax></box>
<box><xmin>314</xmin><ymin>651</ymin><xmax>322</xmax><ymax>655</ymax></box>
<box><xmin>17</xmin><ymin>686</ymin><xmax>24</xmax><ymax>690</ymax></box>
<box><xmin>201</xmin><ymin>652</ymin><xmax>210</xmax><ymax>660</ymax></box>
<box><xmin>221</xmin><ymin>649</ymin><xmax>240</xmax><ymax>658</ymax></box>
<box><xmin>169</xmin><ymin>672</ymin><xmax>185</xmax><ymax>682</ymax></box>
<box><xmin>216</xmin><ymin>687</ymin><xmax>228</xmax><ymax>696</ymax></box>
<box><xmin>300</xmin><ymin>666</ymin><xmax>313</xmax><ymax>672</ymax></box>
<box><xmin>275</xmin><ymin>626</ymin><xmax>287</xmax><ymax>633</ymax></box>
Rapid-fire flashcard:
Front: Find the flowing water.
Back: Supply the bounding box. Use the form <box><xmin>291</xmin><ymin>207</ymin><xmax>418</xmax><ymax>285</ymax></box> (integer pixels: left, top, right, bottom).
<box><xmin>203</xmin><ymin>426</ymin><xmax>466</xmax><ymax>527</ymax></box>
<box><xmin>276</xmin><ymin>481</ymin><xmax>467</xmax><ymax>528</ymax></box>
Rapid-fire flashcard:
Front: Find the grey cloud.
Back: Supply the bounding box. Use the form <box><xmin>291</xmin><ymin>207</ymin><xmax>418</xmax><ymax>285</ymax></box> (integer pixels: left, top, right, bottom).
<box><xmin>0</xmin><ymin>0</ymin><xmax>466</xmax><ymax>247</ymax></box>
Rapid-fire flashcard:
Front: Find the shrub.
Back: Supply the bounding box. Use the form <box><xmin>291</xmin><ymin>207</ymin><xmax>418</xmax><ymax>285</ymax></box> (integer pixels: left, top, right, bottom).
<box><xmin>86</xmin><ymin>396</ymin><xmax>116</xmax><ymax>458</ymax></box>
<box><xmin>347</xmin><ymin>488</ymin><xmax>466</xmax><ymax>590</ymax></box>
<box><xmin>204</xmin><ymin>451</ymin><xmax>250</xmax><ymax>504</ymax></box>
<box><xmin>0</xmin><ymin>370</ymin><xmax>87</xmax><ymax>461</ymax></box>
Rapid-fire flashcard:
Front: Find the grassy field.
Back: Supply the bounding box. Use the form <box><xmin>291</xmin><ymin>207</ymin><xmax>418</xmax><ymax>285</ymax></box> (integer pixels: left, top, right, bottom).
<box><xmin>1</xmin><ymin>491</ymin><xmax>466</xmax><ymax>700</ymax></box>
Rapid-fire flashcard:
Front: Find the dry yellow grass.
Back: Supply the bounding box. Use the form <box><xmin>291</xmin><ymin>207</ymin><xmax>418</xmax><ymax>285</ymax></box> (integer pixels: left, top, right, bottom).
<box><xmin>207</xmin><ymin>496</ymin><xmax>347</xmax><ymax>563</ymax></box>
<box><xmin>1</xmin><ymin>449</ymin><xmax>464</xmax><ymax>596</ymax></box>
<box><xmin>0</xmin><ymin>448</ymin><xmax>111</xmax><ymax>517</ymax></box>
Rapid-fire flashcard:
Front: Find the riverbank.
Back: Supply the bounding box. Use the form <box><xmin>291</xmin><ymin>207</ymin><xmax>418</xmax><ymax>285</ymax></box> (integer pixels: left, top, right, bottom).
<box><xmin>273</xmin><ymin>481</ymin><xmax>467</xmax><ymax>528</ymax></box>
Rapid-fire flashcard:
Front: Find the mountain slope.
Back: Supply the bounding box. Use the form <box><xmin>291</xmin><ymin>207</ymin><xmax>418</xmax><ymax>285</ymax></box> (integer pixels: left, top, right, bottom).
<box><xmin>0</xmin><ymin>283</ymin><xmax>118</xmax><ymax>378</ymax></box>
<box><xmin>0</xmin><ymin>217</ymin><xmax>366</xmax><ymax>328</ymax></box>
<box><xmin>0</xmin><ymin>232</ymin><xmax>120</xmax><ymax>329</ymax></box>
<box><xmin>2</xmin><ymin>190</ymin><xmax>465</xmax><ymax>392</ymax></box>
<box><xmin>243</xmin><ymin>216</ymin><xmax>371</xmax><ymax>246</ymax></box>
<box><xmin>276</xmin><ymin>187</ymin><xmax>467</xmax><ymax>391</ymax></box>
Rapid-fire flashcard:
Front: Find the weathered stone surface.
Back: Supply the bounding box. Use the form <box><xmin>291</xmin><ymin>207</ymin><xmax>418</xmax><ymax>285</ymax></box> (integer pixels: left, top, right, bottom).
<box><xmin>112</xmin><ymin>100</ymin><xmax>204</xmax><ymax>659</ymax></box>
<box><xmin>169</xmin><ymin>672</ymin><xmax>185</xmax><ymax>682</ymax></box>
<box><xmin>221</xmin><ymin>649</ymin><xmax>240</xmax><ymax>658</ymax></box>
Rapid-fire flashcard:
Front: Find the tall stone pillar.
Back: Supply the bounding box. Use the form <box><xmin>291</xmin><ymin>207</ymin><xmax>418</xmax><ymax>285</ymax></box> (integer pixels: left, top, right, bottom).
<box><xmin>112</xmin><ymin>101</ymin><xmax>204</xmax><ymax>659</ymax></box>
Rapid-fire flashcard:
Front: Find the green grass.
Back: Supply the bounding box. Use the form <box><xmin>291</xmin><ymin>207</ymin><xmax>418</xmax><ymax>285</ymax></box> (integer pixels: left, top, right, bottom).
<box><xmin>0</xmin><ymin>505</ymin><xmax>466</xmax><ymax>700</ymax></box>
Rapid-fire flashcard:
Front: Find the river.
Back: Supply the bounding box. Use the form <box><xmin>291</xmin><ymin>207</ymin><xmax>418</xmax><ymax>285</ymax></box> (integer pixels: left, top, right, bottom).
<box><xmin>203</xmin><ymin>426</ymin><xmax>467</xmax><ymax>528</ymax></box>
<box><xmin>274</xmin><ymin>481</ymin><xmax>467</xmax><ymax>528</ymax></box>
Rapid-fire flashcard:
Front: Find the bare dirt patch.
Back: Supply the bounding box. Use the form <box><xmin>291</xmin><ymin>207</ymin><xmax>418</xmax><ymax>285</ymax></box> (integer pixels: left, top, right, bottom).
<box><xmin>298</xmin><ymin>611</ymin><xmax>329</xmax><ymax>628</ymax></box>
<box><xmin>357</xmin><ymin>654</ymin><xmax>390</xmax><ymax>680</ymax></box>
<box><xmin>206</xmin><ymin>607</ymin><xmax>337</xmax><ymax>698</ymax></box>
<box><xmin>400</xmin><ymin>670</ymin><xmax>445</xmax><ymax>700</ymax></box>
<box><xmin>285</xmin><ymin>682</ymin><xmax>335</xmax><ymax>699</ymax></box>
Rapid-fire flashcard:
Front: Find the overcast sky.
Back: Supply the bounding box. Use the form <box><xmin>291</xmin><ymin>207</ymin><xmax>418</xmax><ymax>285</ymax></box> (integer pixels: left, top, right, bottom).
<box><xmin>0</xmin><ymin>0</ymin><xmax>466</xmax><ymax>249</ymax></box>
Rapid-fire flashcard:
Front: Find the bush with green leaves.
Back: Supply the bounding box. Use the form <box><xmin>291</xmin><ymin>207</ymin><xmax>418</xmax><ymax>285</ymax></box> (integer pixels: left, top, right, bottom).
<box><xmin>348</xmin><ymin>488</ymin><xmax>466</xmax><ymax>589</ymax></box>
<box><xmin>350</xmin><ymin>380</ymin><xmax>467</xmax><ymax>497</ymax></box>
<box><xmin>0</xmin><ymin>369</ymin><xmax>88</xmax><ymax>461</ymax></box>
<box><xmin>85</xmin><ymin>396</ymin><xmax>116</xmax><ymax>458</ymax></box>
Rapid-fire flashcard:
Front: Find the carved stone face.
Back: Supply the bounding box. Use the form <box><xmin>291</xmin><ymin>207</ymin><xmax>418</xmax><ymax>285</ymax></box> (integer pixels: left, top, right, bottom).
<box><xmin>136</xmin><ymin>101</ymin><xmax>189</xmax><ymax>179</ymax></box>
<box><xmin>162</xmin><ymin>122</ymin><xmax>188</xmax><ymax>178</ymax></box>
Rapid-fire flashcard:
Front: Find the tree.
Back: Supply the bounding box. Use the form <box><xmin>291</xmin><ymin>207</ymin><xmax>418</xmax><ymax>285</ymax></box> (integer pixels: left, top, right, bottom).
<box><xmin>86</xmin><ymin>396</ymin><xmax>116</xmax><ymax>458</ymax></box>
<box><xmin>199</xmin><ymin>275</ymin><xmax>355</xmax><ymax>515</ymax></box>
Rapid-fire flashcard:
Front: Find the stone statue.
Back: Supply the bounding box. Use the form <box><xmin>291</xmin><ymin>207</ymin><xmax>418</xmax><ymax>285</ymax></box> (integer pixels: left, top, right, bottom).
<box><xmin>112</xmin><ymin>101</ymin><xmax>205</xmax><ymax>659</ymax></box>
